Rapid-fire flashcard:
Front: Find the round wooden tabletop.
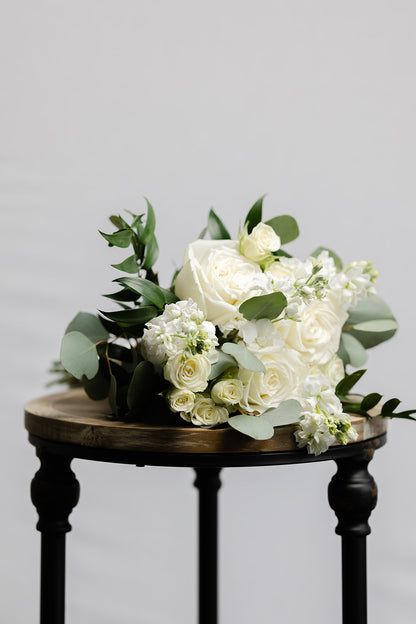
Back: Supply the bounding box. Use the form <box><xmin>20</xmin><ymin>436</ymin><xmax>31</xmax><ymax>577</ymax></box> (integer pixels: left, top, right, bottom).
<box><xmin>25</xmin><ymin>388</ymin><xmax>387</xmax><ymax>456</ymax></box>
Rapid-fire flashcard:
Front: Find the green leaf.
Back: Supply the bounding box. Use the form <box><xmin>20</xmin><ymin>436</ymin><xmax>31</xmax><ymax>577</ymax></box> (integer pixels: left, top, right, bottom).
<box><xmin>65</xmin><ymin>312</ymin><xmax>109</xmax><ymax>343</ymax></box>
<box><xmin>345</xmin><ymin>296</ymin><xmax>397</xmax><ymax>349</ymax></box>
<box><xmin>311</xmin><ymin>247</ymin><xmax>343</xmax><ymax>271</ymax></box>
<box><xmin>244</xmin><ymin>196</ymin><xmax>264</xmax><ymax>234</ymax></box>
<box><xmin>239</xmin><ymin>292</ymin><xmax>287</xmax><ymax>321</ymax></box>
<box><xmin>60</xmin><ymin>331</ymin><xmax>99</xmax><ymax>380</ymax></box>
<box><xmin>127</xmin><ymin>361</ymin><xmax>157</xmax><ymax>410</ymax></box>
<box><xmin>115</xmin><ymin>277</ymin><xmax>165</xmax><ymax>308</ymax></box>
<box><xmin>262</xmin><ymin>400</ymin><xmax>302</xmax><ymax>426</ymax></box>
<box><xmin>337</xmin><ymin>335</ymin><xmax>350</xmax><ymax>366</ymax></box>
<box><xmin>221</xmin><ymin>343</ymin><xmax>266</xmax><ymax>372</ymax></box>
<box><xmin>341</xmin><ymin>333</ymin><xmax>368</xmax><ymax>367</ymax></box>
<box><xmin>143</xmin><ymin>235</ymin><xmax>159</xmax><ymax>270</ymax></box>
<box><xmin>228</xmin><ymin>414</ymin><xmax>274</xmax><ymax>440</ymax></box>
<box><xmin>382</xmin><ymin>398</ymin><xmax>401</xmax><ymax>415</ymax></box>
<box><xmin>361</xmin><ymin>393</ymin><xmax>382</xmax><ymax>412</ymax></box>
<box><xmin>352</xmin><ymin>319</ymin><xmax>398</xmax><ymax>332</ymax></box>
<box><xmin>99</xmin><ymin>229</ymin><xmax>132</xmax><ymax>248</ymax></box>
<box><xmin>335</xmin><ymin>369</ymin><xmax>366</xmax><ymax>397</ymax></box>
<box><xmin>265</xmin><ymin>215</ymin><xmax>299</xmax><ymax>245</ymax></box>
<box><xmin>109</xmin><ymin>215</ymin><xmax>129</xmax><ymax>229</ymax></box>
<box><xmin>99</xmin><ymin>306</ymin><xmax>158</xmax><ymax>326</ymax></box>
<box><xmin>141</xmin><ymin>198</ymin><xmax>156</xmax><ymax>244</ymax></box>
<box><xmin>82</xmin><ymin>362</ymin><xmax>110</xmax><ymax>400</ymax></box>
<box><xmin>103</xmin><ymin>289</ymin><xmax>139</xmax><ymax>302</ymax></box>
<box><xmin>159</xmin><ymin>287</ymin><xmax>179</xmax><ymax>305</ymax></box>
<box><xmin>111</xmin><ymin>254</ymin><xmax>138</xmax><ymax>274</ymax></box>
<box><xmin>208</xmin><ymin>351</ymin><xmax>237</xmax><ymax>380</ymax></box>
<box><xmin>208</xmin><ymin>208</ymin><xmax>231</xmax><ymax>239</ymax></box>
<box><xmin>108</xmin><ymin>374</ymin><xmax>118</xmax><ymax>416</ymax></box>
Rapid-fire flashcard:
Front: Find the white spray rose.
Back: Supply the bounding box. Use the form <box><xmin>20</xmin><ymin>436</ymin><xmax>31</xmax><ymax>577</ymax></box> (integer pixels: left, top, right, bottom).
<box><xmin>167</xmin><ymin>388</ymin><xmax>196</xmax><ymax>413</ymax></box>
<box><xmin>183</xmin><ymin>395</ymin><xmax>229</xmax><ymax>426</ymax></box>
<box><xmin>164</xmin><ymin>353</ymin><xmax>211</xmax><ymax>392</ymax></box>
<box><xmin>211</xmin><ymin>379</ymin><xmax>244</xmax><ymax>405</ymax></box>
<box><xmin>285</xmin><ymin>297</ymin><xmax>347</xmax><ymax>365</ymax></box>
<box><xmin>240</xmin><ymin>223</ymin><xmax>280</xmax><ymax>263</ymax></box>
<box><xmin>174</xmin><ymin>240</ymin><xmax>267</xmax><ymax>332</ymax></box>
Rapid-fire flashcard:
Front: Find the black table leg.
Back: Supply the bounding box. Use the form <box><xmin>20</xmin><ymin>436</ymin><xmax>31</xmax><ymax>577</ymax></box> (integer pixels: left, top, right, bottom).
<box><xmin>31</xmin><ymin>449</ymin><xmax>80</xmax><ymax>624</ymax></box>
<box><xmin>193</xmin><ymin>467</ymin><xmax>222</xmax><ymax>624</ymax></box>
<box><xmin>328</xmin><ymin>449</ymin><xmax>378</xmax><ymax>624</ymax></box>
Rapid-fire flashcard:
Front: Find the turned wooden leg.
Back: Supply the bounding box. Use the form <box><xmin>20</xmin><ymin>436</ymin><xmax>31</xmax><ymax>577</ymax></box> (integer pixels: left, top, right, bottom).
<box><xmin>328</xmin><ymin>449</ymin><xmax>378</xmax><ymax>624</ymax></box>
<box><xmin>194</xmin><ymin>467</ymin><xmax>222</xmax><ymax>624</ymax></box>
<box><xmin>31</xmin><ymin>450</ymin><xmax>80</xmax><ymax>624</ymax></box>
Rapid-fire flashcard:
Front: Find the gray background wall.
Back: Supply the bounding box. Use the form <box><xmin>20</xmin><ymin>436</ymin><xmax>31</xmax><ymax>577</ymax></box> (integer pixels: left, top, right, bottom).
<box><xmin>1</xmin><ymin>1</ymin><xmax>415</xmax><ymax>622</ymax></box>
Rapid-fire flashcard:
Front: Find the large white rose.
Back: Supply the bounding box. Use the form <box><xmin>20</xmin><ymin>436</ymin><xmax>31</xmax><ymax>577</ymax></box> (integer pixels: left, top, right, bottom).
<box><xmin>285</xmin><ymin>297</ymin><xmax>347</xmax><ymax>365</ymax></box>
<box><xmin>174</xmin><ymin>240</ymin><xmax>267</xmax><ymax>331</ymax></box>
<box><xmin>164</xmin><ymin>353</ymin><xmax>211</xmax><ymax>392</ymax></box>
<box><xmin>238</xmin><ymin>347</ymin><xmax>308</xmax><ymax>413</ymax></box>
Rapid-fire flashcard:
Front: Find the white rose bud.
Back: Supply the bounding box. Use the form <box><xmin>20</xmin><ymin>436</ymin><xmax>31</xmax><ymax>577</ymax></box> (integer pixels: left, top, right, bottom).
<box><xmin>211</xmin><ymin>379</ymin><xmax>244</xmax><ymax>405</ymax></box>
<box><xmin>164</xmin><ymin>353</ymin><xmax>211</xmax><ymax>392</ymax></box>
<box><xmin>167</xmin><ymin>388</ymin><xmax>196</xmax><ymax>413</ymax></box>
<box><xmin>190</xmin><ymin>395</ymin><xmax>229</xmax><ymax>426</ymax></box>
<box><xmin>240</xmin><ymin>223</ymin><xmax>281</xmax><ymax>263</ymax></box>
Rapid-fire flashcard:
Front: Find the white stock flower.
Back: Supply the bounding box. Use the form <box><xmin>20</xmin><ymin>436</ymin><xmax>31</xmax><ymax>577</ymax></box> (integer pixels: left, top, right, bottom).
<box><xmin>167</xmin><ymin>388</ymin><xmax>196</xmax><ymax>413</ymax></box>
<box><xmin>285</xmin><ymin>297</ymin><xmax>347</xmax><ymax>365</ymax></box>
<box><xmin>240</xmin><ymin>223</ymin><xmax>280</xmax><ymax>263</ymax></box>
<box><xmin>164</xmin><ymin>353</ymin><xmax>211</xmax><ymax>392</ymax></box>
<box><xmin>329</xmin><ymin>260</ymin><xmax>378</xmax><ymax>307</ymax></box>
<box><xmin>238</xmin><ymin>318</ymin><xmax>287</xmax><ymax>352</ymax></box>
<box><xmin>141</xmin><ymin>299</ymin><xmax>218</xmax><ymax>372</ymax></box>
<box><xmin>211</xmin><ymin>379</ymin><xmax>244</xmax><ymax>405</ymax></box>
<box><xmin>294</xmin><ymin>411</ymin><xmax>336</xmax><ymax>455</ymax></box>
<box><xmin>185</xmin><ymin>395</ymin><xmax>229</xmax><ymax>426</ymax></box>
<box><xmin>238</xmin><ymin>347</ymin><xmax>308</xmax><ymax>413</ymax></box>
<box><xmin>174</xmin><ymin>240</ymin><xmax>267</xmax><ymax>332</ymax></box>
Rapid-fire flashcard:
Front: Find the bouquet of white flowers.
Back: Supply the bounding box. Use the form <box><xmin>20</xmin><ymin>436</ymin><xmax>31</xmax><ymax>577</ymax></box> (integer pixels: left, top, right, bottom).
<box><xmin>56</xmin><ymin>198</ymin><xmax>415</xmax><ymax>455</ymax></box>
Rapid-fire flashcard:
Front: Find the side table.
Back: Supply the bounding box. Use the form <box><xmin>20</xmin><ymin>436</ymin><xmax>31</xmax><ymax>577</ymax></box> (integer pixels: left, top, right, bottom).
<box><xmin>25</xmin><ymin>389</ymin><xmax>387</xmax><ymax>624</ymax></box>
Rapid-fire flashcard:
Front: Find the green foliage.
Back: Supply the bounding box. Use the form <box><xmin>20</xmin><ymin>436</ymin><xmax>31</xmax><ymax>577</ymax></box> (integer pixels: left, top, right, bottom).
<box><xmin>265</xmin><ymin>215</ymin><xmax>299</xmax><ymax>244</ymax></box>
<box><xmin>127</xmin><ymin>361</ymin><xmax>158</xmax><ymax>411</ymax></box>
<box><xmin>60</xmin><ymin>331</ymin><xmax>99</xmax><ymax>380</ymax></box>
<box><xmin>221</xmin><ymin>343</ymin><xmax>265</xmax><ymax>372</ymax></box>
<box><xmin>340</xmin><ymin>333</ymin><xmax>367</xmax><ymax>367</ymax></box>
<box><xmin>208</xmin><ymin>208</ymin><xmax>231</xmax><ymax>239</ymax></box>
<box><xmin>65</xmin><ymin>312</ymin><xmax>109</xmax><ymax>343</ymax></box>
<box><xmin>244</xmin><ymin>196</ymin><xmax>264</xmax><ymax>233</ymax></box>
<box><xmin>111</xmin><ymin>255</ymin><xmax>139</xmax><ymax>274</ymax></box>
<box><xmin>344</xmin><ymin>296</ymin><xmax>397</xmax><ymax>349</ymax></box>
<box><xmin>311</xmin><ymin>247</ymin><xmax>343</xmax><ymax>271</ymax></box>
<box><xmin>335</xmin><ymin>369</ymin><xmax>366</xmax><ymax>398</ymax></box>
<box><xmin>239</xmin><ymin>292</ymin><xmax>287</xmax><ymax>321</ymax></box>
<box><xmin>262</xmin><ymin>400</ymin><xmax>302</xmax><ymax>426</ymax></box>
<box><xmin>360</xmin><ymin>393</ymin><xmax>382</xmax><ymax>412</ymax></box>
<box><xmin>228</xmin><ymin>414</ymin><xmax>274</xmax><ymax>440</ymax></box>
<box><xmin>209</xmin><ymin>351</ymin><xmax>237</xmax><ymax>380</ymax></box>
<box><xmin>99</xmin><ymin>306</ymin><xmax>158</xmax><ymax>326</ymax></box>
<box><xmin>99</xmin><ymin>229</ymin><xmax>133</xmax><ymax>248</ymax></box>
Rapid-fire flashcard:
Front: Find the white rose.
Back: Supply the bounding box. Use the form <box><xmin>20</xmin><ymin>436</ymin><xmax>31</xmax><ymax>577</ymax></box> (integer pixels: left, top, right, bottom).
<box><xmin>319</xmin><ymin>355</ymin><xmax>345</xmax><ymax>387</ymax></box>
<box><xmin>238</xmin><ymin>348</ymin><xmax>308</xmax><ymax>413</ymax></box>
<box><xmin>240</xmin><ymin>223</ymin><xmax>280</xmax><ymax>263</ymax></box>
<box><xmin>211</xmin><ymin>379</ymin><xmax>244</xmax><ymax>405</ymax></box>
<box><xmin>167</xmin><ymin>388</ymin><xmax>196</xmax><ymax>413</ymax></box>
<box><xmin>164</xmin><ymin>353</ymin><xmax>211</xmax><ymax>392</ymax></box>
<box><xmin>285</xmin><ymin>297</ymin><xmax>348</xmax><ymax>365</ymax></box>
<box><xmin>174</xmin><ymin>239</ymin><xmax>267</xmax><ymax>331</ymax></box>
<box><xmin>189</xmin><ymin>395</ymin><xmax>229</xmax><ymax>426</ymax></box>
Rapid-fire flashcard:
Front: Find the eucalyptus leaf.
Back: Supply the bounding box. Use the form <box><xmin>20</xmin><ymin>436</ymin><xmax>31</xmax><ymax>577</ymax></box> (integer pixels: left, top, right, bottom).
<box><xmin>208</xmin><ymin>208</ymin><xmax>231</xmax><ymax>239</ymax></box>
<box><xmin>99</xmin><ymin>228</ymin><xmax>132</xmax><ymax>248</ymax></box>
<box><xmin>341</xmin><ymin>333</ymin><xmax>368</xmax><ymax>367</ymax></box>
<box><xmin>99</xmin><ymin>306</ymin><xmax>158</xmax><ymax>325</ymax></box>
<box><xmin>60</xmin><ymin>331</ymin><xmax>99</xmax><ymax>380</ymax></box>
<box><xmin>311</xmin><ymin>247</ymin><xmax>343</xmax><ymax>271</ymax></box>
<box><xmin>209</xmin><ymin>351</ymin><xmax>237</xmax><ymax>380</ymax></box>
<box><xmin>265</xmin><ymin>215</ymin><xmax>299</xmax><ymax>244</ymax></box>
<box><xmin>111</xmin><ymin>255</ymin><xmax>139</xmax><ymax>274</ymax></box>
<box><xmin>239</xmin><ymin>291</ymin><xmax>287</xmax><ymax>321</ymax></box>
<box><xmin>228</xmin><ymin>414</ymin><xmax>274</xmax><ymax>440</ymax></box>
<box><xmin>141</xmin><ymin>199</ymin><xmax>156</xmax><ymax>244</ymax></box>
<box><xmin>352</xmin><ymin>319</ymin><xmax>398</xmax><ymax>332</ymax></box>
<box><xmin>65</xmin><ymin>312</ymin><xmax>109</xmax><ymax>343</ymax></box>
<box><xmin>221</xmin><ymin>343</ymin><xmax>266</xmax><ymax>372</ymax></box>
<box><xmin>262</xmin><ymin>400</ymin><xmax>302</xmax><ymax>426</ymax></box>
<box><xmin>115</xmin><ymin>277</ymin><xmax>165</xmax><ymax>308</ymax></box>
<box><xmin>345</xmin><ymin>296</ymin><xmax>397</xmax><ymax>349</ymax></box>
<box><xmin>244</xmin><ymin>196</ymin><xmax>264</xmax><ymax>233</ymax></box>
<box><xmin>143</xmin><ymin>235</ymin><xmax>159</xmax><ymax>270</ymax></box>
<box><xmin>82</xmin><ymin>364</ymin><xmax>110</xmax><ymax>400</ymax></box>
<box><xmin>127</xmin><ymin>361</ymin><xmax>156</xmax><ymax>410</ymax></box>
<box><xmin>335</xmin><ymin>369</ymin><xmax>366</xmax><ymax>398</ymax></box>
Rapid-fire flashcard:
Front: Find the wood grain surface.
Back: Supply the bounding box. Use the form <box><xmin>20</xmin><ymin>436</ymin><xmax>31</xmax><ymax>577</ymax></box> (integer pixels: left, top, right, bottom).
<box><xmin>25</xmin><ymin>388</ymin><xmax>387</xmax><ymax>455</ymax></box>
